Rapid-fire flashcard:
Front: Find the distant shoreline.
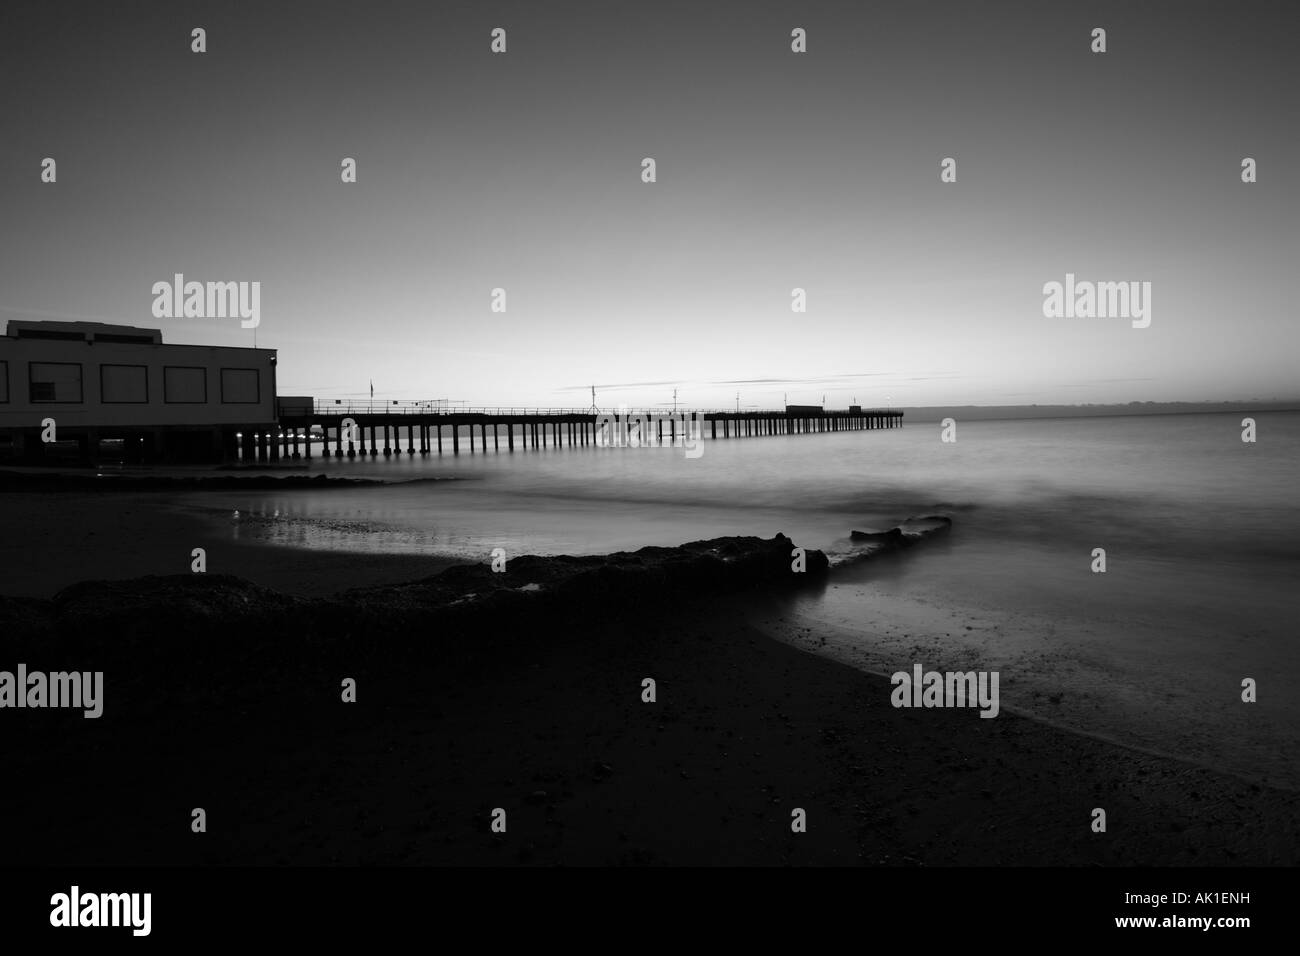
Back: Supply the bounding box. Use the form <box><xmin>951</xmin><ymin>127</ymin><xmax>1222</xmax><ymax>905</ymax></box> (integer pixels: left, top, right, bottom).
<box><xmin>895</xmin><ymin>403</ymin><xmax>1300</xmax><ymax>423</ymax></box>
<box><xmin>0</xmin><ymin>467</ymin><xmax>390</xmax><ymax>492</ymax></box>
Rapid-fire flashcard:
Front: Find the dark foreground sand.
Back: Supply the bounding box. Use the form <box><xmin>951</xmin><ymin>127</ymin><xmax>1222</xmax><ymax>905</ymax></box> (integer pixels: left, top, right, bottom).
<box><xmin>1</xmin><ymin>533</ymin><xmax>1296</xmax><ymax>867</ymax></box>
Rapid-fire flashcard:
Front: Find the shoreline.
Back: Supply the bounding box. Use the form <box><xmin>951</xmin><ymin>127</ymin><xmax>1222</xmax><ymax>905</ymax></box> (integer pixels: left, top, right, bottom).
<box><xmin>4</xmin><ymin>485</ymin><xmax>1295</xmax><ymax>799</ymax></box>
<box><xmin>2</xmin><ymin>535</ymin><xmax>1296</xmax><ymax>866</ymax></box>
<box><xmin>750</xmin><ymin>596</ymin><xmax>1300</xmax><ymax>796</ymax></box>
<box><xmin>0</xmin><ymin>485</ymin><xmax>464</xmax><ymax>599</ymax></box>
<box><xmin>0</xmin><ymin>466</ymin><xmax>393</xmax><ymax>491</ymax></box>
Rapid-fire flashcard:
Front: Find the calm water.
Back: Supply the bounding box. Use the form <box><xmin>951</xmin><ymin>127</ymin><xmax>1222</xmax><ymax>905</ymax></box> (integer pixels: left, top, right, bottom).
<box><xmin>185</xmin><ymin>411</ymin><xmax>1300</xmax><ymax>787</ymax></box>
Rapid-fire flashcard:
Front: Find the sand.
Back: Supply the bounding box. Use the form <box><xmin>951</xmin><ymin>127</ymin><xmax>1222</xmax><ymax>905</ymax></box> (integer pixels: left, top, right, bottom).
<box><xmin>0</xmin><ymin>487</ymin><xmax>461</xmax><ymax>598</ymax></box>
<box><xmin>1</xmin><ymin>514</ymin><xmax>1296</xmax><ymax>866</ymax></box>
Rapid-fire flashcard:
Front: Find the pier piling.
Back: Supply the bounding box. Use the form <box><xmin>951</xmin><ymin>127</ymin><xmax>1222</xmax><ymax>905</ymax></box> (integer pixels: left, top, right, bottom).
<box><xmin>269</xmin><ymin>405</ymin><xmax>903</xmax><ymax>464</ymax></box>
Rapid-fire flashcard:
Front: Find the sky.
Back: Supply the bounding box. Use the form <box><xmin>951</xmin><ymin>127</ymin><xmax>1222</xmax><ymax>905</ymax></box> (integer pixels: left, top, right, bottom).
<box><xmin>1</xmin><ymin>0</ymin><xmax>1296</xmax><ymax>411</ymax></box>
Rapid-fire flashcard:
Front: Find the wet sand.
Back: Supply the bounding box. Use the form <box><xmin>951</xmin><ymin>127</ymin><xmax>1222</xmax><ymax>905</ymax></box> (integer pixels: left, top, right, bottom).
<box><xmin>0</xmin><ymin>486</ymin><xmax>460</xmax><ymax>598</ymax></box>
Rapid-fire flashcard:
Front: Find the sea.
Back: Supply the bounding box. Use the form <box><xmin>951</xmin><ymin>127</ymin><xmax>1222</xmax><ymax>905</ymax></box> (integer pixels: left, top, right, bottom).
<box><xmin>179</xmin><ymin>411</ymin><xmax>1300</xmax><ymax>789</ymax></box>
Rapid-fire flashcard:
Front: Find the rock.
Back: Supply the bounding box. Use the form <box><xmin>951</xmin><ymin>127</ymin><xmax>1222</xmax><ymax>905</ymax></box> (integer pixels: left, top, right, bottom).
<box><xmin>847</xmin><ymin>517</ymin><xmax>953</xmax><ymax>559</ymax></box>
<box><xmin>850</xmin><ymin>527</ymin><xmax>907</xmax><ymax>545</ymax></box>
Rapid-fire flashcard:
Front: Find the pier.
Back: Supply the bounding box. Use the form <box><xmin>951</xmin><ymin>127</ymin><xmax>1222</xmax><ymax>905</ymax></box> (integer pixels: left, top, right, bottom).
<box><xmin>0</xmin><ymin>319</ymin><xmax>908</xmax><ymax>465</ymax></box>
<box><xmin>242</xmin><ymin>403</ymin><xmax>904</xmax><ymax>462</ymax></box>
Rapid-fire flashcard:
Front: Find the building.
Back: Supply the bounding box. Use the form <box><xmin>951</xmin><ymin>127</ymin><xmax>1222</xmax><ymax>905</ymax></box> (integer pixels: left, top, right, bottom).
<box><xmin>0</xmin><ymin>320</ymin><xmax>277</xmax><ymax>462</ymax></box>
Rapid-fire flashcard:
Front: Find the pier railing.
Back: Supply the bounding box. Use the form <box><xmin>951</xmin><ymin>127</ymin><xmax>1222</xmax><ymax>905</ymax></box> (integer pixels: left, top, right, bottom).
<box><xmin>307</xmin><ymin>401</ymin><xmax>897</xmax><ymax>417</ymax></box>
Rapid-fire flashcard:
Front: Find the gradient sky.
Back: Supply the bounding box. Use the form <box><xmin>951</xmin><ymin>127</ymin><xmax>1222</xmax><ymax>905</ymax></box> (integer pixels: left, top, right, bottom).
<box><xmin>1</xmin><ymin>0</ymin><xmax>1296</xmax><ymax>410</ymax></box>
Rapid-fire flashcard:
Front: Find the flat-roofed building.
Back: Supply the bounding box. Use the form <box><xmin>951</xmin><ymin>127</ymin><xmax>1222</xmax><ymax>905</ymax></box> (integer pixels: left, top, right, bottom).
<box><xmin>0</xmin><ymin>320</ymin><xmax>277</xmax><ymax>462</ymax></box>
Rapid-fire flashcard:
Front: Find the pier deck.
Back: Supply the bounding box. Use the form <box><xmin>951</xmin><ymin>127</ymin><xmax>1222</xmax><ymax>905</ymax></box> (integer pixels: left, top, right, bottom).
<box><xmin>254</xmin><ymin>405</ymin><xmax>904</xmax><ymax>462</ymax></box>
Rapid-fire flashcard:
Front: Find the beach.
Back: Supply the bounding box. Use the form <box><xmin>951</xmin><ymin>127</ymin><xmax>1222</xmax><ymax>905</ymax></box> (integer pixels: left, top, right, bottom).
<box><xmin>1</xmin><ymin>487</ymin><xmax>1296</xmax><ymax>867</ymax></box>
<box><xmin>5</xmin><ymin>410</ymin><xmax>1300</xmax><ymax>799</ymax></box>
<box><xmin>3</xmin><ymin>0</ymin><xmax>1296</xmax><ymax>935</ymax></box>
<box><xmin>0</xmin><ymin>480</ymin><xmax>462</xmax><ymax>599</ymax></box>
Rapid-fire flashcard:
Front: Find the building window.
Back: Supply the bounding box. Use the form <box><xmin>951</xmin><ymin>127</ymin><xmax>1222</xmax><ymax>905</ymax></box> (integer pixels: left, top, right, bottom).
<box><xmin>0</xmin><ymin>361</ymin><xmax>7</xmax><ymax>403</ymax></box>
<box><xmin>100</xmin><ymin>364</ymin><xmax>149</xmax><ymax>404</ymax></box>
<box><xmin>164</xmin><ymin>366</ymin><xmax>207</xmax><ymax>403</ymax></box>
<box><xmin>220</xmin><ymin>368</ymin><xmax>260</xmax><ymax>404</ymax></box>
<box><xmin>95</xmin><ymin>333</ymin><xmax>156</xmax><ymax>344</ymax></box>
<box><xmin>28</xmin><ymin>362</ymin><xmax>83</xmax><ymax>403</ymax></box>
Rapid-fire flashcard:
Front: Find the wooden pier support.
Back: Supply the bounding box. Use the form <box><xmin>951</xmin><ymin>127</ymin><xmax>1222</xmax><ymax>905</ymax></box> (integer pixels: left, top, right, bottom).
<box><xmin>277</xmin><ymin>408</ymin><xmax>904</xmax><ymax>465</ymax></box>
